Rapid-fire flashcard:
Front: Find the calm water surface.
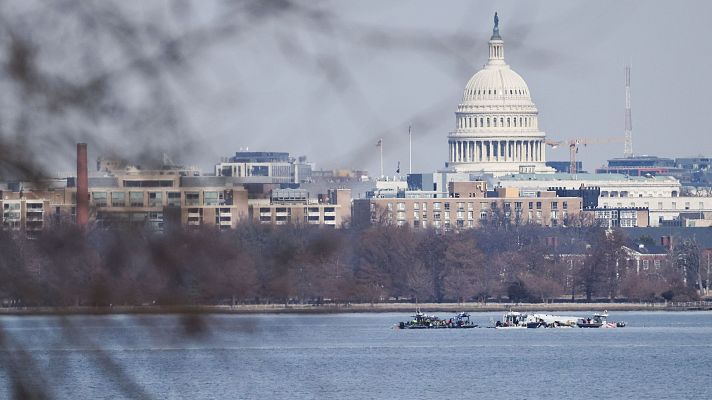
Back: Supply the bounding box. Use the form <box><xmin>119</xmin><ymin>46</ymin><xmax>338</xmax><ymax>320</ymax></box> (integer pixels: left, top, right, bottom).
<box><xmin>1</xmin><ymin>311</ymin><xmax>711</xmax><ymax>399</ymax></box>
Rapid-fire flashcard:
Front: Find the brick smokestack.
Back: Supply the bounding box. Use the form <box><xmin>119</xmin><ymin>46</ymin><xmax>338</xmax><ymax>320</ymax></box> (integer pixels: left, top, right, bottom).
<box><xmin>76</xmin><ymin>143</ymin><xmax>89</xmax><ymax>227</ymax></box>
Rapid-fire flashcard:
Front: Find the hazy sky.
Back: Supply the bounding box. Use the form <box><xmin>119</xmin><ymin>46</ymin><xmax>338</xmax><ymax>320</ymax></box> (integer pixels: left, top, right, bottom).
<box><xmin>181</xmin><ymin>0</ymin><xmax>712</xmax><ymax>175</ymax></box>
<box><xmin>4</xmin><ymin>0</ymin><xmax>712</xmax><ymax>176</ymax></box>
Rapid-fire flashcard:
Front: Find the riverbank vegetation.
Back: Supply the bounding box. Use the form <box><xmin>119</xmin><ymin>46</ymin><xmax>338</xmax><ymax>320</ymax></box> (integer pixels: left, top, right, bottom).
<box><xmin>0</xmin><ymin>222</ymin><xmax>705</xmax><ymax>309</ymax></box>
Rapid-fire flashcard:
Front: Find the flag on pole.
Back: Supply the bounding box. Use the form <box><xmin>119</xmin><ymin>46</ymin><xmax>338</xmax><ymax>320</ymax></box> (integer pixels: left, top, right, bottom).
<box><xmin>376</xmin><ymin>139</ymin><xmax>382</xmax><ymax>147</ymax></box>
<box><xmin>396</xmin><ymin>161</ymin><xmax>400</xmax><ymax>174</ymax></box>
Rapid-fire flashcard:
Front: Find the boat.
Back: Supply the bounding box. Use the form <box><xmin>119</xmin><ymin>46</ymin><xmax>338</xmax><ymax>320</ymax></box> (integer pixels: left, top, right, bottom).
<box><xmin>495</xmin><ymin>311</ymin><xmax>577</xmax><ymax>329</ymax></box>
<box><xmin>494</xmin><ymin>311</ymin><xmax>528</xmax><ymax>329</ymax></box>
<box><xmin>576</xmin><ymin>311</ymin><xmax>626</xmax><ymax>328</ymax></box>
<box><xmin>396</xmin><ymin>310</ymin><xmax>478</xmax><ymax>329</ymax></box>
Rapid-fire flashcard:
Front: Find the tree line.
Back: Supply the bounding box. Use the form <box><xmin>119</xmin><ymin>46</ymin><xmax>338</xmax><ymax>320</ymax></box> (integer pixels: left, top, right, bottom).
<box><xmin>0</xmin><ymin>222</ymin><xmax>704</xmax><ymax>308</ymax></box>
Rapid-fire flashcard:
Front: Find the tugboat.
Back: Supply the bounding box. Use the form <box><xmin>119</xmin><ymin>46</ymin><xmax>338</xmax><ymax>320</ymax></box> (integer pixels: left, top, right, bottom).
<box><xmin>576</xmin><ymin>311</ymin><xmax>626</xmax><ymax>328</ymax></box>
<box><xmin>396</xmin><ymin>310</ymin><xmax>478</xmax><ymax>329</ymax></box>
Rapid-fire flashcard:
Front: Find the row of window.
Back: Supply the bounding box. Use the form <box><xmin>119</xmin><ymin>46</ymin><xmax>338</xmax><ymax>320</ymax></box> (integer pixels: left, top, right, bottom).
<box><xmin>457</xmin><ymin>115</ymin><xmax>534</xmax><ymax>129</ymax></box>
<box><xmin>91</xmin><ymin>191</ymin><xmax>228</xmax><ymax>207</ymax></box>
<box><xmin>600</xmin><ymin>191</ymin><xmax>679</xmax><ymax>198</ymax></box>
<box><xmin>259</xmin><ymin>207</ymin><xmax>336</xmax><ymax>214</ymax></box>
<box><xmin>385</xmin><ymin>200</ymin><xmax>568</xmax><ymax>212</ymax></box>
<box><xmin>464</xmin><ymin>88</ymin><xmax>528</xmax><ymax>97</ymax></box>
<box><xmin>386</xmin><ymin>209</ymin><xmax>568</xmax><ymax>223</ymax></box>
<box><xmin>600</xmin><ymin>201</ymin><xmax>707</xmax><ymax>210</ymax></box>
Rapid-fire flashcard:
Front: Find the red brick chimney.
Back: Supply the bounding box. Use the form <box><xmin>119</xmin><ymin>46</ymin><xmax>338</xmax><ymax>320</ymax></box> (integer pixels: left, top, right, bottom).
<box><xmin>76</xmin><ymin>143</ymin><xmax>89</xmax><ymax>226</ymax></box>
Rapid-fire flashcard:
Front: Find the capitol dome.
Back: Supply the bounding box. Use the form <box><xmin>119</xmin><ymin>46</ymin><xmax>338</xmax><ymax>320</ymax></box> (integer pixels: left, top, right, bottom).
<box><xmin>461</xmin><ymin>66</ymin><xmax>533</xmax><ymax>106</ymax></box>
<box><xmin>447</xmin><ymin>13</ymin><xmax>554</xmax><ymax>176</ymax></box>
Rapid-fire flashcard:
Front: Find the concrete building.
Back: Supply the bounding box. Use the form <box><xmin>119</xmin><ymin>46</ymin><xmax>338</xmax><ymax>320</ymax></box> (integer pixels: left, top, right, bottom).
<box><xmin>215</xmin><ymin>151</ymin><xmax>313</xmax><ymax>184</ymax></box>
<box><xmin>589</xmin><ymin>207</ymin><xmax>650</xmax><ymax>228</ymax></box>
<box><xmin>495</xmin><ymin>173</ymin><xmax>681</xmax><ymax>198</ymax></box>
<box><xmin>446</xmin><ymin>14</ymin><xmax>554</xmax><ymax>176</ymax></box>
<box><xmin>595</xmin><ymin>156</ymin><xmax>681</xmax><ymax>177</ymax></box>
<box><xmin>80</xmin><ymin>173</ymin><xmax>249</xmax><ymax>230</ymax></box>
<box><xmin>249</xmin><ymin>188</ymin><xmax>352</xmax><ymax>227</ymax></box>
<box><xmin>362</xmin><ymin>180</ymin><xmax>581</xmax><ymax>230</ymax></box>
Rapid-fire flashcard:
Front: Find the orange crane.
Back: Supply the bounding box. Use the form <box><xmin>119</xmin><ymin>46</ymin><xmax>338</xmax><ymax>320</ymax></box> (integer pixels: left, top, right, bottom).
<box><xmin>545</xmin><ymin>137</ymin><xmax>625</xmax><ymax>174</ymax></box>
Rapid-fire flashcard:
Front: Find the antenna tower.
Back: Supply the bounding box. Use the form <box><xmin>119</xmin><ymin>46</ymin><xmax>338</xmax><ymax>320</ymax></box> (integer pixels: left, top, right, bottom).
<box><xmin>624</xmin><ymin>65</ymin><xmax>633</xmax><ymax>157</ymax></box>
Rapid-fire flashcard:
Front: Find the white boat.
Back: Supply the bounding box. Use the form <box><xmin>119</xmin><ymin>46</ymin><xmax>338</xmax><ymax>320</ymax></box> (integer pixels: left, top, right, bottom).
<box><xmin>576</xmin><ymin>311</ymin><xmax>626</xmax><ymax>328</ymax></box>
<box><xmin>494</xmin><ymin>311</ymin><xmax>529</xmax><ymax>329</ymax></box>
<box><xmin>495</xmin><ymin>311</ymin><xmax>578</xmax><ymax>329</ymax></box>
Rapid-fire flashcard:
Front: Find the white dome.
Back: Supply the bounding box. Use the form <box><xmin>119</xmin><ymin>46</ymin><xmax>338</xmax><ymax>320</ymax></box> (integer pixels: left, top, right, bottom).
<box><xmin>461</xmin><ymin>66</ymin><xmax>533</xmax><ymax>105</ymax></box>
<box><xmin>446</xmin><ymin>14</ymin><xmax>555</xmax><ymax>177</ymax></box>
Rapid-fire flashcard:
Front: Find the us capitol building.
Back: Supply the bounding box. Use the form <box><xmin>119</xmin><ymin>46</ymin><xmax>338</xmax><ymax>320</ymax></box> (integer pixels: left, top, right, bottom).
<box><xmin>446</xmin><ymin>13</ymin><xmax>554</xmax><ymax>176</ymax></box>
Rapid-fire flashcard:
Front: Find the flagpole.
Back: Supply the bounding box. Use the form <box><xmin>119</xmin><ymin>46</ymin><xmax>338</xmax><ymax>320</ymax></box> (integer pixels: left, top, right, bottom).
<box><xmin>380</xmin><ymin>138</ymin><xmax>383</xmax><ymax>179</ymax></box>
<box><xmin>408</xmin><ymin>125</ymin><xmax>412</xmax><ymax>174</ymax></box>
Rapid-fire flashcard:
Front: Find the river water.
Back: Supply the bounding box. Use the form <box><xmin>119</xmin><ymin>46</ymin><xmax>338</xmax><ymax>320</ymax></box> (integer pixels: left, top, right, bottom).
<box><xmin>0</xmin><ymin>311</ymin><xmax>710</xmax><ymax>399</ymax></box>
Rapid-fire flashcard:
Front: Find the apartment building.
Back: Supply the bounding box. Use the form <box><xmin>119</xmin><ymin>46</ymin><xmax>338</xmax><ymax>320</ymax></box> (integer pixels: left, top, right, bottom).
<box><xmin>362</xmin><ymin>181</ymin><xmax>582</xmax><ymax>230</ymax></box>
<box><xmin>250</xmin><ymin>188</ymin><xmax>352</xmax><ymax>227</ymax></box>
<box><xmin>81</xmin><ymin>174</ymin><xmax>249</xmax><ymax>230</ymax></box>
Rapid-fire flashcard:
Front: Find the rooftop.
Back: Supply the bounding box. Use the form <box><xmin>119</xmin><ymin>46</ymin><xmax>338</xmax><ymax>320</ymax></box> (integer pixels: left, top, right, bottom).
<box><xmin>498</xmin><ymin>173</ymin><xmax>678</xmax><ymax>182</ymax></box>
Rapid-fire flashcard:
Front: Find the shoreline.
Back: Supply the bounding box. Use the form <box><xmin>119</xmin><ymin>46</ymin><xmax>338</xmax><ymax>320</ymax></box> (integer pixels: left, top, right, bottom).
<box><xmin>1</xmin><ymin>301</ymin><xmax>711</xmax><ymax>316</ymax></box>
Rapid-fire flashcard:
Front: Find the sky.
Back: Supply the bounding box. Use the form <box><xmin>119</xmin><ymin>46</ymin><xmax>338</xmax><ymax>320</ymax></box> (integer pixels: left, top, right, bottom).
<box><xmin>179</xmin><ymin>0</ymin><xmax>712</xmax><ymax>175</ymax></box>
<box><xmin>3</xmin><ymin>0</ymin><xmax>712</xmax><ymax>177</ymax></box>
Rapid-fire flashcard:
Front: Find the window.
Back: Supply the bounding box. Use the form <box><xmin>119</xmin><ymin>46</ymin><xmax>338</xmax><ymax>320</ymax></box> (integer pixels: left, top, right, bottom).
<box><xmin>536</xmin><ymin>201</ymin><xmax>542</xmax><ymax>210</ymax></box>
<box><xmin>444</xmin><ymin>203</ymin><xmax>450</xmax><ymax>210</ymax></box>
<box><xmin>433</xmin><ymin>202</ymin><xmax>441</xmax><ymax>210</ymax></box>
<box><xmin>185</xmin><ymin>192</ymin><xmax>200</xmax><ymax>206</ymax></box>
<box><xmin>148</xmin><ymin>192</ymin><xmax>163</xmax><ymax>207</ymax></box>
<box><xmin>204</xmin><ymin>191</ymin><xmax>219</xmax><ymax>206</ymax></box>
<box><xmin>92</xmin><ymin>192</ymin><xmax>108</xmax><ymax>207</ymax></box>
<box><xmin>422</xmin><ymin>203</ymin><xmax>427</xmax><ymax>211</ymax></box>
<box><xmin>514</xmin><ymin>202</ymin><xmax>522</xmax><ymax>210</ymax></box>
<box><xmin>528</xmin><ymin>202</ymin><xmax>534</xmax><ymax>210</ymax></box>
<box><xmin>111</xmin><ymin>192</ymin><xmax>125</xmax><ymax>207</ymax></box>
<box><xmin>413</xmin><ymin>203</ymin><xmax>419</xmax><ymax>210</ymax></box>
<box><xmin>562</xmin><ymin>201</ymin><xmax>568</xmax><ymax>210</ymax></box>
<box><xmin>129</xmin><ymin>192</ymin><xmax>144</xmax><ymax>207</ymax></box>
<box><xmin>551</xmin><ymin>202</ymin><xmax>558</xmax><ymax>210</ymax></box>
<box><xmin>167</xmin><ymin>192</ymin><xmax>181</xmax><ymax>207</ymax></box>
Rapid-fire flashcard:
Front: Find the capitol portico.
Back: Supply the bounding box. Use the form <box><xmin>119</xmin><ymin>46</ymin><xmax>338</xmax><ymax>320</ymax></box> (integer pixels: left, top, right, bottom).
<box><xmin>447</xmin><ymin>13</ymin><xmax>554</xmax><ymax>176</ymax></box>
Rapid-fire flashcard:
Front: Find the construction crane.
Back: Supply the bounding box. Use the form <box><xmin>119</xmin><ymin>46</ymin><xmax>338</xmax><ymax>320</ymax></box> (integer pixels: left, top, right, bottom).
<box><xmin>546</xmin><ymin>137</ymin><xmax>625</xmax><ymax>174</ymax></box>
